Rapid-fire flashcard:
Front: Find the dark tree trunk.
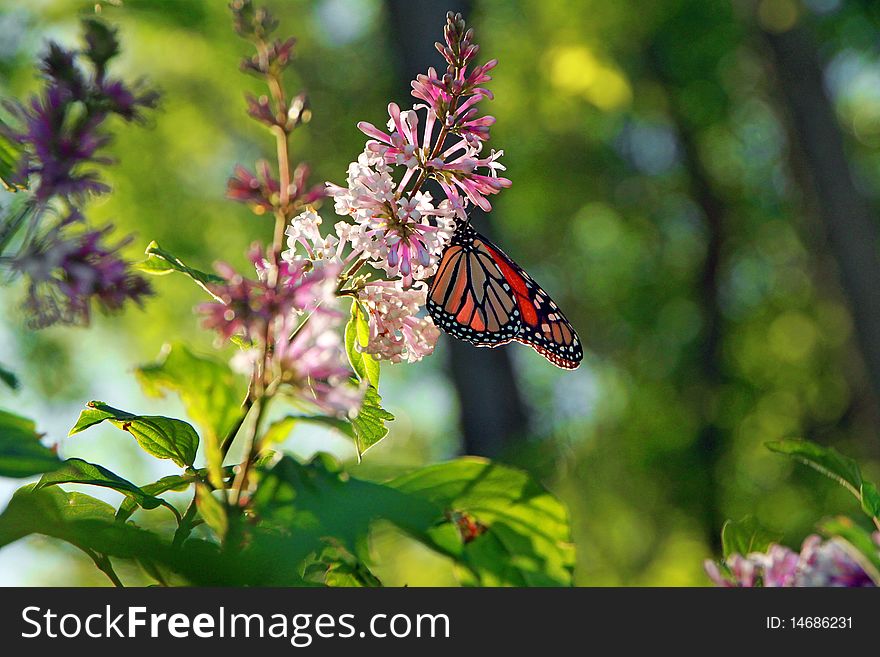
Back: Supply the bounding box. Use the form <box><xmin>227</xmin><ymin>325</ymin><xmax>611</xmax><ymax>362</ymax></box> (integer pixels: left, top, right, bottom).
<box><xmin>384</xmin><ymin>0</ymin><xmax>530</xmax><ymax>457</ymax></box>
<box><xmin>645</xmin><ymin>44</ymin><xmax>727</xmax><ymax>550</ymax></box>
<box><xmin>764</xmin><ymin>25</ymin><xmax>880</xmax><ymax>406</ymax></box>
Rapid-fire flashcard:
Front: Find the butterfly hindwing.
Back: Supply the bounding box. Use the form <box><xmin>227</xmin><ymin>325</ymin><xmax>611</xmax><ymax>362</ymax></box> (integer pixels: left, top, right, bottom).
<box><xmin>428</xmin><ymin>222</ymin><xmax>583</xmax><ymax>370</ymax></box>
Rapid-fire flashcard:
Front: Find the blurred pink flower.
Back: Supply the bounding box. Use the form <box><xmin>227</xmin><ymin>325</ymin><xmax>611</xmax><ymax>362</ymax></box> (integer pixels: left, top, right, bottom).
<box><xmin>705</xmin><ymin>535</ymin><xmax>878</xmax><ymax>587</ymax></box>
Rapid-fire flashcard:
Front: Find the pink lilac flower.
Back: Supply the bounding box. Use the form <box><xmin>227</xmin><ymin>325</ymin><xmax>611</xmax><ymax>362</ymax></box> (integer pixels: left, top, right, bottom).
<box><xmin>227</xmin><ymin>161</ymin><xmax>322</xmax><ymax>215</ymax></box>
<box><xmin>232</xmin><ymin>310</ymin><xmax>363</xmax><ymax>418</ymax></box>
<box><xmin>358</xmin><ymin>103</ymin><xmax>431</xmax><ymax>191</ymax></box>
<box><xmin>357</xmin><ymin>281</ymin><xmax>441</xmax><ymax>363</ymax></box>
<box><xmin>282</xmin><ymin>207</ymin><xmax>341</xmax><ymax>264</ymax></box>
<box><xmin>15</xmin><ymin>227</ymin><xmax>152</xmax><ymax>327</ymax></box>
<box><xmin>433</xmin><ymin>146</ymin><xmax>511</xmax><ymax>212</ymax></box>
<box><xmin>227</xmin><ymin>160</ymin><xmax>279</xmax><ymax>214</ymax></box>
<box><xmin>199</xmin><ymin>245</ymin><xmax>337</xmax><ymax>343</ymax></box>
<box><xmin>327</xmin><ymin>150</ymin><xmax>456</xmax><ymax>283</ymax></box>
<box><xmin>276</xmin><ymin>311</ymin><xmax>363</xmax><ymax>417</ymax></box>
<box><xmin>705</xmin><ymin>535</ymin><xmax>878</xmax><ymax>587</ymax></box>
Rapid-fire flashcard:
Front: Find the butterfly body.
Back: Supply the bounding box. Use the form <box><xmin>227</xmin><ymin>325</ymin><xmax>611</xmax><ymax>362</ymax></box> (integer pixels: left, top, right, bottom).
<box><xmin>427</xmin><ymin>221</ymin><xmax>583</xmax><ymax>370</ymax></box>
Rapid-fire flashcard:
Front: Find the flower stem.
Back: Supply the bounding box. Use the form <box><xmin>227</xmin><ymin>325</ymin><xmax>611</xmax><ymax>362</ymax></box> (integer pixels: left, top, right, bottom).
<box><xmin>173</xmin><ymin>495</ymin><xmax>199</xmax><ymax>548</ymax></box>
<box><xmin>82</xmin><ymin>548</ymin><xmax>124</xmax><ymax>587</ymax></box>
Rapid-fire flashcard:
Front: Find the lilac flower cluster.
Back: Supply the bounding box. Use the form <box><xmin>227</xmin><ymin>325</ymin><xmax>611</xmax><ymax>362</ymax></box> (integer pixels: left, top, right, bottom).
<box><xmin>212</xmin><ymin>11</ymin><xmax>509</xmax><ymax>374</ymax></box>
<box><xmin>1</xmin><ymin>18</ymin><xmax>156</xmax><ymax>327</ymax></box>
<box><xmin>199</xmin><ymin>246</ymin><xmax>360</xmax><ymax>418</ymax></box>
<box><xmin>320</xmin><ymin>12</ymin><xmax>509</xmax><ymax>363</ymax></box>
<box><xmin>198</xmin><ymin>1</ymin><xmax>361</xmax><ymax>419</ymax></box>
<box><xmin>705</xmin><ymin>534</ymin><xmax>879</xmax><ymax>587</ymax></box>
<box><xmin>15</xmin><ymin>227</ymin><xmax>151</xmax><ymax>328</ymax></box>
<box><xmin>3</xmin><ymin>20</ymin><xmax>158</xmax><ymax>202</ymax></box>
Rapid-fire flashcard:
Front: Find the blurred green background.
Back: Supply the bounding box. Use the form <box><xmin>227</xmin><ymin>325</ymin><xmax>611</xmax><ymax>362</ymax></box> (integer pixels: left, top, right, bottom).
<box><xmin>2</xmin><ymin>0</ymin><xmax>880</xmax><ymax>586</ymax></box>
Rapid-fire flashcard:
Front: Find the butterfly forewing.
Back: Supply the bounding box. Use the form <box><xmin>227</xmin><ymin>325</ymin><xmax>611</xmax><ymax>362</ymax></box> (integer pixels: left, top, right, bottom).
<box><xmin>427</xmin><ymin>224</ymin><xmax>521</xmax><ymax>346</ymax></box>
<box><xmin>428</xmin><ymin>222</ymin><xmax>583</xmax><ymax>370</ymax></box>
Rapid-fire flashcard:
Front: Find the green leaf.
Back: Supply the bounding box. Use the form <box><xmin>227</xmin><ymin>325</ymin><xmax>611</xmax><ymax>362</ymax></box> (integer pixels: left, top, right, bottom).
<box><xmin>0</xmin><ymin>118</ymin><xmax>26</xmax><ymax>192</ymax></box>
<box><xmin>136</xmin><ymin>241</ymin><xmax>224</xmax><ymax>300</ymax></box>
<box><xmin>116</xmin><ymin>472</ymin><xmax>198</xmax><ymax>522</ymax></box>
<box><xmin>0</xmin><ymin>484</ymin><xmax>117</xmax><ymax>549</ymax></box>
<box><xmin>720</xmin><ymin>516</ymin><xmax>782</xmax><ymax>559</ymax></box>
<box><xmin>262</xmin><ymin>415</ymin><xmax>356</xmax><ymax>447</ymax></box>
<box><xmin>860</xmin><ymin>482</ymin><xmax>880</xmax><ymax>521</ymax></box>
<box><xmin>0</xmin><ymin>484</ymin><xmax>301</xmax><ymax>586</ymax></box>
<box><xmin>767</xmin><ymin>439</ymin><xmax>863</xmax><ymax>496</ymax></box>
<box><xmin>69</xmin><ymin>401</ymin><xmax>199</xmax><ymax>468</ymax></box>
<box><xmin>196</xmin><ymin>484</ymin><xmax>228</xmax><ymax>540</ymax></box>
<box><xmin>304</xmin><ymin>544</ymin><xmax>382</xmax><ymax>587</ymax></box>
<box><xmin>817</xmin><ymin>516</ymin><xmax>880</xmax><ymax>580</ymax></box>
<box><xmin>36</xmin><ymin>458</ymin><xmax>179</xmax><ymax>520</ymax></box>
<box><xmin>0</xmin><ymin>410</ymin><xmax>62</xmax><ymax>477</ymax></box>
<box><xmin>767</xmin><ymin>439</ymin><xmax>880</xmax><ymax>523</ymax></box>
<box><xmin>262</xmin><ymin>416</ymin><xmax>298</xmax><ymax>446</ymax></box>
<box><xmin>389</xmin><ymin>458</ymin><xmax>576</xmax><ymax>586</ymax></box>
<box><xmin>345</xmin><ymin>299</ymin><xmax>380</xmax><ymax>388</ymax></box>
<box><xmin>136</xmin><ymin>343</ymin><xmax>245</xmax><ymax>487</ymax></box>
<box><xmin>252</xmin><ymin>454</ymin><xmax>440</xmax><ymax>569</ymax></box>
<box><xmin>350</xmin><ymin>385</ymin><xmax>394</xmax><ymax>459</ymax></box>
<box><xmin>0</xmin><ymin>363</ymin><xmax>19</xmax><ymax>391</ymax></box>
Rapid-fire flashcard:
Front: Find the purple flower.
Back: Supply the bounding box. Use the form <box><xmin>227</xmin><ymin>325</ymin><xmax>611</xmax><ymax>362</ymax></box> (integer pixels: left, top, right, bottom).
<box><xmin>326</xmin><ymin>150</ymin><xmax>456</xmax><ymax>284</ymax></box>
<box><xmin>4</xmin><ymin>37</ymin><xmax>157</xmax><ymax>202</ymax></box>
<box><xmin>15</xmin><ymin>227</ymin><xmax>152</xmax><ymax>327</ymax></box>
<box><xmin>357</xmin><ymin>280</ymin><xmax>440</xmax><ymax>363</ymax></box>
<box><xmin>201</xmin><ymin>244</ymin><xmax>360</xmax><ymax>418</ymax></box>
<box><xmin>240</xmin><ymin>37</ymin><xmax>297</xmax><ymax>75</ymax></box>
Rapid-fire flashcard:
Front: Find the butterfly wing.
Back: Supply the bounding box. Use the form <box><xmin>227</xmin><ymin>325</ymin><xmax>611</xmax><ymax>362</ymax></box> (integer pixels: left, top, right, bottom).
<box><xmin>427</xmin><ymin>223</ymin><xmax>522</xmax><ymax>347</ymax></box>
<box><xmin>428</xmin><ymin>222</ymin><xmax>583</xmax><ymax>370</ymax></box>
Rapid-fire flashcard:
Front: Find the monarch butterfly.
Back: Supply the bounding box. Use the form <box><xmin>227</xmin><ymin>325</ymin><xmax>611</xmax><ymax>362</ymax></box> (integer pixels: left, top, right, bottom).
<box><xmin>427</xmin><ymin>220</ymin><xmax>583</xmax><ymax>370</ymax></box>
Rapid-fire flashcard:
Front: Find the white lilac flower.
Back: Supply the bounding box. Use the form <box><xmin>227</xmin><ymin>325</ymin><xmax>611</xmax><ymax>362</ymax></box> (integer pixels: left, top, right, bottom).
<box><xmin>358</xmin><ymin>280</ymin><xmax>441</xmax><ymax>363</ymax></box>
<box><xmin>282</xmin><ymin>207</ymin><xmax>341</xmax><ymax>264</ymax></box>
<box><xmin>327</xmin><ymin>156</ymin><xmax>456</xmax><ymax>283</ymax></box>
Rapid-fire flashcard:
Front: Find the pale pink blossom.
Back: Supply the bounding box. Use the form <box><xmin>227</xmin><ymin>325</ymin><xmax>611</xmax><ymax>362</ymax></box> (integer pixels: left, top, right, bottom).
<box><xmin>282</xmin><ymin>207</ymin><xmax>342</xmax><ymax>264</ymax></box>
<box><xmin>358</xmin><ymin>281</ymin><xmax>440</xmax><ymax>363</ymax></box>
<box><xmin>327</xmin><ymin>156</ymin><xmax>456</xmax><ymax>283</ymax></box>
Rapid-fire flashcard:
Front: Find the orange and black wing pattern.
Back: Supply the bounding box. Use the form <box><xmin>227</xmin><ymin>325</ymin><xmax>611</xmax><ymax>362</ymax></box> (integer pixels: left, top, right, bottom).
<box><xmin>427</xmin><ymin>222</ymin><xmax>583</xmax><ymax>370</ymax></box>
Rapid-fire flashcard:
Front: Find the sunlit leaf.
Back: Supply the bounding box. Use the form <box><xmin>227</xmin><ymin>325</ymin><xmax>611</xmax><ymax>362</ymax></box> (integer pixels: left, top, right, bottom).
<box><xmin>860</xmin><ymin>483</ymin><xmax>880</xmax><ymax>521</ymax></box>
<box><xmin>137</xmin><ymin>343</ymin><xmax>245</xmax><ymax>486</ymax></box>
<box><xmin>36</xmin><ymin>458</ymin><xmax>178</xmax><ymax>519</ymax></box>
<box><xmin>0</xmin><ymin>410</ymin><xmax>62</xmax><ymax>477</ymax></box>
<box><xmin>350</xmin><ymin>386</ymin><xmax>393</xmax><ymax>458</ymax></box>
<box><xmin>136</xmin><ymin>240</ymin><xmax>224</xmax><ymax>300</ymax></box>
<box><xmin>720</xmin><ymin>516</ymin><xmax>782</xmax><ymax>559</ymax></box>
<box><xmin>196</xmin><ymin>484</ymin><xmax>228</xmax><ymax>540</ymax></box>
<box><xmin>70</xmin><ymin>401</ymin><xmax>199</xmax><ymax>468</ymax></box>
<box><xmin>345</xmin><ymin>299</ymin><xmax>380</xmax><ymax>388</ymax></box>
<box><xmin>767</xmin><ymin>439</ymin><xmax>863</xmax><ymax>495</ymax></box>
<box><xmin>116</xmin><ymin>472</ymin><xmax>199</xmax><ymax>522</ymax></box>
<box><xmin>389</xmin><ymin>458</ymin><xmax>576</xmax><ymax>586</ymax></box>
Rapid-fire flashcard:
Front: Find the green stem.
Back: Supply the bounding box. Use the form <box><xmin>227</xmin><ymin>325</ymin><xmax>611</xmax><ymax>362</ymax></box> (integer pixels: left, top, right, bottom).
<box><xmin>231</xmin><ymin>394</ymin><xmax>270</xmax><ymax>506</ymax></box>
<box><xmin>82</xmin><ymin>548</ymin><xmax>124</xmax><ymax>587</ymax></box>
<box><xmin>220</xmin><ymin>396</ymin><xmax>254</xmax><ymax>458</ymax></box>
<box><xmin>173</xmin><ymin>495</ymin><xmax>199</xmax><ymax>548</ymax></box>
